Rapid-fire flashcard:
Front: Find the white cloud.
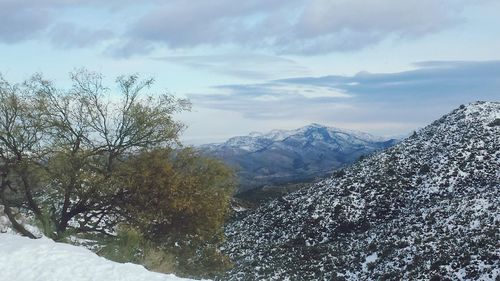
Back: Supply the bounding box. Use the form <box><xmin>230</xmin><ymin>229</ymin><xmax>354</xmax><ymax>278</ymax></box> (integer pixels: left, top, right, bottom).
<box><xmin>125</xmin><ymin>0</ymin><xmax>489</xmax><ymax>55</ymax></box>
<box><xmin>0</xmin><ymin>0</ymin><xmax>493</xmax><ymax>56</ymax></box>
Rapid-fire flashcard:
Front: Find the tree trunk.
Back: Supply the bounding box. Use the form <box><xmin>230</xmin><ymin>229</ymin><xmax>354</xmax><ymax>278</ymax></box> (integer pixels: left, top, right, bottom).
<box><xmin>2</xmin><ymin>203</ymin><xmax>38</xmax><ymax>239</ymax></box>
<box><xmin>0</xmin><ymin>170</ymin><xmax>38</xmax><ymax>239</ymax></box>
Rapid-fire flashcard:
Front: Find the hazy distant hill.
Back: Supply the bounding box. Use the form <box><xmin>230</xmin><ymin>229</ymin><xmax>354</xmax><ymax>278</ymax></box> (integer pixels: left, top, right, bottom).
<box><xmin>200</xmin><ymin>124</ymin><xmax>397</xmax><ymax>192</ymax></box>
<box><xmin>223</xmin><ymin>101</ymin><xmax>500</xmax><ymax>280</ymax></box>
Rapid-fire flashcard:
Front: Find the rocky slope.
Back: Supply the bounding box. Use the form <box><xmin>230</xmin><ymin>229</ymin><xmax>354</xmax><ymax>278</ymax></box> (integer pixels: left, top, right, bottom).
<box><xmin>223</xmin><ymin>102</ymin><xmax>500</xmax><ymax>280</ymax></box>
<box><xmin>200</xmin><ymin>124</ymin><xmax>397</xmax><ymax>192</ymax></box>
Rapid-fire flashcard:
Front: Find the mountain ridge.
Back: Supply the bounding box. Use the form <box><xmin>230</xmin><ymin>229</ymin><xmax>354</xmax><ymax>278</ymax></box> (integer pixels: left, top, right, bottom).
<box><xmin>200</xmin><ymin>124</ymin><xmax>398</xmax><ymax>191</ymax></box>
<box><xmin>202</xmin><ymin>123</ymin><xmax>394</xmax><ymax>152</ymax></box>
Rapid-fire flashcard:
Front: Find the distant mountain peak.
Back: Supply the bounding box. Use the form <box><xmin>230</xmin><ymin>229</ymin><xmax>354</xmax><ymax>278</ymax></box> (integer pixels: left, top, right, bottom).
<box><xmin>199</xmin><ymin>124</ymin><xmax>398</xmax><ymax>191</ymax></box>
<box><xmin>202</xmin><ymin>123</ymin><xmax>395</xmax><ymax>152</ymax></box>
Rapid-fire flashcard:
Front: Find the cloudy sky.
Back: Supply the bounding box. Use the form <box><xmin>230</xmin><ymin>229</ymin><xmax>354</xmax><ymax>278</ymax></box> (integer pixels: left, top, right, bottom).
<box><xmin>1</xmin><ymin>0</ymin><xmax>499</xmax><ymax>144</ymax></box>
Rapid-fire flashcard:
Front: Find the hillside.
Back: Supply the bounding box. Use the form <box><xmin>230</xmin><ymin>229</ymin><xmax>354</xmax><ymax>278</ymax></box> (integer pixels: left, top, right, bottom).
<box><xmin>200</xmin><ymin>124</ymin><xmax>397</xmax><ymax>192</ymax></box>
<box><xmin>223</xmin><ymin>102</ymin><xmax>500</xmax><ymax>280</ymax></box>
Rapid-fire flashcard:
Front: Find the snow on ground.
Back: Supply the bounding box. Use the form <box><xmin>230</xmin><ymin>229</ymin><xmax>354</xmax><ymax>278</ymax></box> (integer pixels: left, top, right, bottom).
<box><xmin>0</xmin><ymin>234</ymin><xmax>204</xmax><ymax>281</ymax></box>
<box><xmin>361</xmin><ymin>252</ymin><xmax>378</xmax><ymax>272</ymax></box>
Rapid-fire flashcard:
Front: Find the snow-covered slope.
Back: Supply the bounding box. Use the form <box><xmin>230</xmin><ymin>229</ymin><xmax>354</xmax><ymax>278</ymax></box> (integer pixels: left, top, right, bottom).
<box><xmin>200</xmin><ymin>124</ymin><xmax>397</xmax><ymax>191</ymax></box>
<box><xmin>0</xmin><ymin>234</ymin><xmax>203</xmax><ymax>281</ymax></box>
<box><xmin>223</xmin><ymin>101</ymin><xmax>500</xmax><ymax>280</ymax></box>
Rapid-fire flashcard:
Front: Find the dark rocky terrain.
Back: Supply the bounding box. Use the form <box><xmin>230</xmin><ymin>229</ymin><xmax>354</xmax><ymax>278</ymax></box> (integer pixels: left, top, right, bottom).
<box><xmin>223</xmin><ymin>102</ymin><xmax>500</xmax><ymax>280</ymax></box>
<box><xmin>200</xmin><ymin>124</ymin><xmax>397</xmax><ymax>192</ymax></box>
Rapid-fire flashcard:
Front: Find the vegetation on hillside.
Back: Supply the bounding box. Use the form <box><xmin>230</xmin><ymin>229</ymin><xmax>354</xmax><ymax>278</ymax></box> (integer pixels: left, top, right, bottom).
<box><xmin>0</xmin><ymin>70</ymin><xmax>235</xmax><ymax>278</ymax></box>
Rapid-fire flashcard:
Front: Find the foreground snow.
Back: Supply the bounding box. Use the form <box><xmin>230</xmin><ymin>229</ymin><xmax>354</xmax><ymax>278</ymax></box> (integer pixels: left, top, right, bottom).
<box><xmin>0</xmin><ymin>234</ymin><xmax>203</xmax><ymax>281</ymax></box>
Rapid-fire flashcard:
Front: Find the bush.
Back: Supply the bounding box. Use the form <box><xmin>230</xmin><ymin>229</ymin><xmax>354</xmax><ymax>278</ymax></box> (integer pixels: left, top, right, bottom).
<box><xmin>117</xmin><ymin>148</ymin><xmax>235</xmax><ymax>241</ymax></box>
<box><xmin>98</xmin><ymin>225</ymin><xmax>232</xmax><ymax>279</ymax></box>
<box><xmin>112</xmin><ymin>148</ymin><xmax>235</xmax><ymax>278</ymax></box>
<box><xmin>488</xmin><ymin>118</ymin><xmax>500</xmax><ymax>127</ymax></box>
<box><xmin>419</xmin><ymin>164</ymin><xmax>431</xmax><ymax>174</ymax></box>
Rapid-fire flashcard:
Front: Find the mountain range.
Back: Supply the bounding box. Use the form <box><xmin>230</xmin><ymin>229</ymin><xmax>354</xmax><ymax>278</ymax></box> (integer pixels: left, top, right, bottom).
<box><xmin>200</xmin><ymin>124</ymin><xmax>398</xmax><ymax>192</ymax></box>
<box><xmin>223</xmin><ymin>101</ymin><xmax>500</xmax><ymax>280</ymax></box>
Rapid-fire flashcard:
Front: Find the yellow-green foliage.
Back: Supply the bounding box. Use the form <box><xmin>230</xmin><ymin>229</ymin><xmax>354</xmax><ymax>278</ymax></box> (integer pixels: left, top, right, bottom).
<box><xmin>98</xmin><ymin>226</ymin><xmax>145</xmax><ymax>264</ymax></box>
<box><xmin>119</xmin><ymin>148</ymin><xmax>235</xmax><ymax>240</ymax></box>
<box><xmin>98</xmin><ymin>225</ymin><xmax>231</xmax><ymax>278</ymax></box>
<box><xmin>111</xmin><ymin>148</ymin><xmax>235</xmax><ymax>278</ymax></box>
<box><xmin>98</xmin><ymin>226</ymin><xmax>176</xmax><ymax>272</ymax></box>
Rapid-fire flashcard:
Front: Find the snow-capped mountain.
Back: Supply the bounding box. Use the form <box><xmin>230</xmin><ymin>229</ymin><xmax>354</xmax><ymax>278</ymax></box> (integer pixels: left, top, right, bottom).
<box><xmin>223</xmin><ymin>101</ymin><xmax>500</xmax><ymax>280</ymax></box>
<box><xmin>200</xmin><ymin>124</ymin><xmax>397</xmax><ymax>191</ymax></box>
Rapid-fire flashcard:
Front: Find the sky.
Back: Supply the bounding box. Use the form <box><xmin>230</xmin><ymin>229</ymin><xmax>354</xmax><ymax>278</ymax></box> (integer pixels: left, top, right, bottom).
<box><xmin>0</xmin><ymin>0</ymin><xmax>499</xmax><ymax>144</ymax></box>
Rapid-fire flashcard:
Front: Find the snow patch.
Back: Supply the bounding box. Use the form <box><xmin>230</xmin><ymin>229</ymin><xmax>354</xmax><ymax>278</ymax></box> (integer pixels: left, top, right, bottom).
<box><xmin>0</xmin><ymin>234</ymin><xmax>205</xmax><ymax>281</ymax></box>
<box><xmin>362</xmin><ymin>252</ymin><xmax>378</xmax><ymax>272</ymax></box>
